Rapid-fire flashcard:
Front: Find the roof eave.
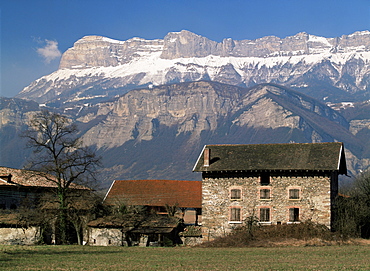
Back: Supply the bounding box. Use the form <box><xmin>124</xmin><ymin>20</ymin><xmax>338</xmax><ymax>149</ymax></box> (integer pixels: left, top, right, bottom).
<box><xmin>192</xmin><ymin>145</ymin><xmax>207</xmax><ymax>172</ymax></box>
<box><xmin>103</xmin><ymin>180</ymin><xmax>116</xmax><ymax>203</ymax></box>
<box><xmin>338</xmin><ymin>144</ymin><xmax>348</xmax><ymax>175</ymax></box>
<box><xmin>201</xmin><ymin>169</ymin><xmax>340</xmax><ymax>174</ymax></box>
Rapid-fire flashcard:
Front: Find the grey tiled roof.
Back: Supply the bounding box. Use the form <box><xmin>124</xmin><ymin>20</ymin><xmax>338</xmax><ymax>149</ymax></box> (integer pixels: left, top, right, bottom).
<box><xmin>193</xmin><ymin>142</ymin><xmax>347</xmax><ymax>174</ymax></box>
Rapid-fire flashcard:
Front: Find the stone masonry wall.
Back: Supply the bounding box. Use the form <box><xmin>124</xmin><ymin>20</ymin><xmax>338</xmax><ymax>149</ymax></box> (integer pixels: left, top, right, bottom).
<box><xmin>0</xmin><ymin>227</ymin><xmax>40</xmax><ymax>245</ymax></box>
<box><xmin>89</xmin><ymin>228</ymin><xmax>124</xmax><ymax>246</ymax></box>
<box><xmin>201</xmin><ymin>174</ymin><xmax>333</xmax><ymax>241</ymax></box>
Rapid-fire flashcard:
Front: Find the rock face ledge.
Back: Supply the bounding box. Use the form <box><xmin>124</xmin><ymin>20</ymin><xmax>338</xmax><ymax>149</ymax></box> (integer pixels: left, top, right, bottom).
<box><xmin>79</xmin><ymin>81</ymin><xmax>352</xmax><ymax>149</ymax></box>
<box><xmin>3</xmin><ymin>82</ymin><xmax>370</xmax><ymax>184</ymax></box>
<box><xmin>16</xmin><ymin>30</ymin><xmax>370</xmax><ymax>105</ymax></box>
<box><xmin>60</xmin><ymin>30</ymin><xmax>370</xmax><ymax>68</ymax></box>
<box><xmin>59</xmin><ymin>35</ymin><xmax>164</xmax><ymax>69</ymax></box>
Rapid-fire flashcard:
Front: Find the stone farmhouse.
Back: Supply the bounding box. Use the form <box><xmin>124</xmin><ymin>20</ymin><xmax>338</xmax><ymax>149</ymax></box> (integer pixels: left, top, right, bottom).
<box><xmin>193</xmin><ymin>142</ymin><xmax>347</xmax><ymax>241</ymax></box>
<box><xmin>88</xmin><ymin>180</ymin><xmax>202</xmax><ymax>246</ymax></box>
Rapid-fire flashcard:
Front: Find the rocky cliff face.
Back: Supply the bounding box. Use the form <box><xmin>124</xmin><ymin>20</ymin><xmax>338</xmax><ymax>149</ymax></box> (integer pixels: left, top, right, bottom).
<box><xmin>59</xmin><ymin>36</ymin><xmax>164</xmax><ymax>68</ymax></box>
<box><xmin>60</xmin><ymin>30</ymin><xmax>370</xmax><ymax>64</ymax></box>
<box><xmin>0</xmin><ymin>98</ymin><xmax>39</xmax><ymax>128</ymax></box>
<box><xmin>79</xmin><ymin>81</ymin><xmax>352</xmax><ymax>149</ymax></box>
<box><xmin>16</xmin><ymin>30</ymin><xmax>370</xmax><ymax>105</ymax></box>
<box><xmin>3</xmin><ymin>82</ymin><xmax>370</xmax><ymax>187</ymax></box>
<box><xmin>79</xmin><ymin>81</ymin><xmax>245</xmax><ymax>149</ymax></box>
<box><xmin>0</xmin><ymin>98</ymin><xmax>39</xmax><ymax>168</ymax></box>
<box><xmin>72</xmin><ymin>82</ymin><xmax>367</xmax><ymax>183</ymax></box>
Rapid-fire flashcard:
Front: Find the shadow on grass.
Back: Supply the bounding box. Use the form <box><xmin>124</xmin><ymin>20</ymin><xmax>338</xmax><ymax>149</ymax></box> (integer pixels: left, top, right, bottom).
<box><xmin>0</xmin><ymin>245</ymin><xmax>127</xmax><ymax>267</ymax></box>
<box><xmin>1</xmin><ymin>246</ymin><xmax>126</xmax><ymax>256</ymax></box>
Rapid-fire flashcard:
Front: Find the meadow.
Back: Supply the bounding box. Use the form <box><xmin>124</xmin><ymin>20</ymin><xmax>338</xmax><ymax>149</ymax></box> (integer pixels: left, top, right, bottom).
<box><xmin>0</xmin><ymin>245</ymin><xmax>369</xmax><ymax>270</ymax></box>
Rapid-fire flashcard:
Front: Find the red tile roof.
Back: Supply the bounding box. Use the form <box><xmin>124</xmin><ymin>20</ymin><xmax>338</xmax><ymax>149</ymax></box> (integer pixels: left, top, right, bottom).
<box><xmin>104</xmin><ymin>180</ymin><xmax>202</xmax><ymax>209</ymax></box>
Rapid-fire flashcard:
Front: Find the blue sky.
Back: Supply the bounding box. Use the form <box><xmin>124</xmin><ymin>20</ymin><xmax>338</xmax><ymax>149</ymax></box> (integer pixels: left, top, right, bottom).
<box><xmin>1</xmin><ymin>0</ymin><xmax>369</xmax><ymax>98</ymax></box>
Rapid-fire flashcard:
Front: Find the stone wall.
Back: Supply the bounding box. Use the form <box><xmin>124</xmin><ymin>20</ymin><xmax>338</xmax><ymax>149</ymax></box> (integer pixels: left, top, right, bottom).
<box><xmin>180</xmin><ymin>236</ymin><xmax>203</xmax><ymax>246</ymax></box>
<box><xmin>88</xmin><ymin>228</ymin><xmax>181</xmax><ymax>247</ymax></box>
<box><xmin>201</xmin><ymin>173</ymin><xmax>334</xmax><ymax>241</ymax></box>
<box><xmin>0</xmin><ymin>227</ymin><xmax>40</xmax><ymax>245</ymax></box>
<box><xmin>88</xmin><ymin>228</ymin><xmax>125</xmax><ymax>246</ymax></box>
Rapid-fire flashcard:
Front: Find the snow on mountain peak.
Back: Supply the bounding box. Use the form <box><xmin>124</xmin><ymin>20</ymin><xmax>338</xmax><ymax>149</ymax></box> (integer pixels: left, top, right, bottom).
<box><xmin>347</xmin><ymin>30</ymin><xmax>370</xmax><ymax>37</ymax></box>
<box><xmin>16</xmin><ymin>30</ymin><xmax>370</xmax><ymax>105</ymax></box>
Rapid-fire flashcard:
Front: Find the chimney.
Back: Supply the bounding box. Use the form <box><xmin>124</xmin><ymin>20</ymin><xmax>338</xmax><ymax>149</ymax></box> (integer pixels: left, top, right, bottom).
<box><xmin>204</xmin><ymin>148</ymin><xmax>210</xmax><ymax>167</ymax></box>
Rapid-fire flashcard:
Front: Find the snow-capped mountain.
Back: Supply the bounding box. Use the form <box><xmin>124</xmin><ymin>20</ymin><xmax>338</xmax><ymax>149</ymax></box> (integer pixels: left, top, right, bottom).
<box><xmin>17</xmin><ymin>30</ymin><xmax>370</xmax><ymax>105</ymax></box>
<box><xmin>5</xmin><ymin>30</ymin><xmax>370</xmax><ymax>186</ymax></box>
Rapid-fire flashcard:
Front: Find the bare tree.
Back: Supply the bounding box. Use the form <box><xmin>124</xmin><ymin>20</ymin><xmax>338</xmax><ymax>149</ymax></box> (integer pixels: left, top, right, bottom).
<box><xmin>22</xmin><ymin>110</ymin><xmax>101</xmax><ymax>244</ymax></box>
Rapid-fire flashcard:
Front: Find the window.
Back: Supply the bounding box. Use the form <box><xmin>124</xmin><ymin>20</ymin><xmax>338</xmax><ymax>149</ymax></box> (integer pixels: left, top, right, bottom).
<box><xmin>260</xmin><ymin>173</ymin><xmax>270</xmax><ymax>185</ymax></box>
<box><xmin>289</xmin><ymin>189</ymin><xmax>300</xmax><ymax>199</ymax></box>
<box><xmin>230</xmin><ymin>207</ymin><xmax>241</xmax><ymax>222</ymax></box>
<box><xmin>260</xmin><ymin>189</ymin><xmax>271</xmax><ymax>199</ymax></box>
<box><xmin>259</xmin><ymin>208</ymin><xmax>270</xmax><ymax>222</ymax></box>
<box><xmin>230</xmin><ymin>188</ymin><xmax>242</xmax><ymax>200</ymax></box>
<box><xmin>289</xmin><ymin>208</ymin><xmax>299</xmax><ymax>222</ymax></box>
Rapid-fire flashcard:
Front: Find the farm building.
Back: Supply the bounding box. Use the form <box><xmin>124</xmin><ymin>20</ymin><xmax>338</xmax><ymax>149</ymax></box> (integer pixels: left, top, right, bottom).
<box><xmin>88</xmin><ymin>179</ymin><xmax>202</xmax><ymax>246</ymax></box>
<box><xmin>0</xmin><ymin>166</ymin><xmax>92</xmax><ymax>245</ymax></box>
<box><xmin>193</xmin><ymin>142</ymin><xmax>347</xmax><ymax>241</ymax></box>
<box><xmin>104</xmin><ymin>179</ymin><xmax>202</xmax><ymax>224</ymax></box>
<box><xmin>87</xmin><ymin>213</ymin><xmax>183</xmax><ymax>246</ymax></box>
<box><xmin>0</xmin><ymin>167</ymin><xmax>58</xmax><ymax>210</ymax></box>
<box><xmin>0</xmin><ymin>166</ymin><xmax>89</xmax><ymax>210</ymax></box>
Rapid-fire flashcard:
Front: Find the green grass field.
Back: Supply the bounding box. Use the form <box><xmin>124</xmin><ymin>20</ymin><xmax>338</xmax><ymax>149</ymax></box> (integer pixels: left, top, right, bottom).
<box><xmin>0</xmin><ymin>245</ymin><xmax>369</xmax><ymax>270</ymax></box>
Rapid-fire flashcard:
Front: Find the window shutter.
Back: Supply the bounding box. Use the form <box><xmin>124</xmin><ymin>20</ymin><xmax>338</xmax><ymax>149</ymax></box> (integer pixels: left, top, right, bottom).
<box><xmin>231</xmin><ymin>189</ymin><xmax>241</xmax><ymax>200</ymax></box>
<box><xmin>230</xmin><ymin>208</ymin><xmax>241</xmax><ymax>221</ymax></box>
<box><xmin>260</xmin><ymin>208</ymin><xmax>270</xmax><ymax>222</ymax></box>
<box><xmin>289</xmin><ymin>189</ymin><xmax>300</xmax><ymax>199</ymax></box>
<box><xmin>260</xmin><ymin>189</ymin><xmax>270</xmax><ymax>199</ymax></box>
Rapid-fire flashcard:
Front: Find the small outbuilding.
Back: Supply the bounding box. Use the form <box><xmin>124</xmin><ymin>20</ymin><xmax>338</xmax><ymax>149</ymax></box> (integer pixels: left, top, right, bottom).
<box><xmin>88</xmin><ymin>214</ymin><xmax>182</xmax><ymax>246</ymax></box>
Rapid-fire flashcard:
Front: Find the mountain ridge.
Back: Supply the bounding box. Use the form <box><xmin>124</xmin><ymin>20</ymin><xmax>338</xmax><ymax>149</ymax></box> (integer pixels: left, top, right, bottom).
<box><xmin>3</xmin><ymin>82</ymin><xmax>370</xmax><ymax>188</ymax></box>
<box><xmin>16</xmin><ymin>30</ymin><xmax>370</xmax><ymax>105</ymax></box>
<box><xmin>66</xmin><ymin>82</ymin><xmax>369</xmax><ymax>181</ymax></box>
<box><xmin>4</xmin><ymin>29</ymin><xmax>370</xmax><ymax>187</ymax></box>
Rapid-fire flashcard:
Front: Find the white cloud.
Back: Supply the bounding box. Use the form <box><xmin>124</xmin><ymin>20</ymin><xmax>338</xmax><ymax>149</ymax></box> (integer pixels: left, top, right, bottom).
<box><xmin>37</xmin><ymin>39</ymin><xmax>62</xmax><ymax>63</ymax></box>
